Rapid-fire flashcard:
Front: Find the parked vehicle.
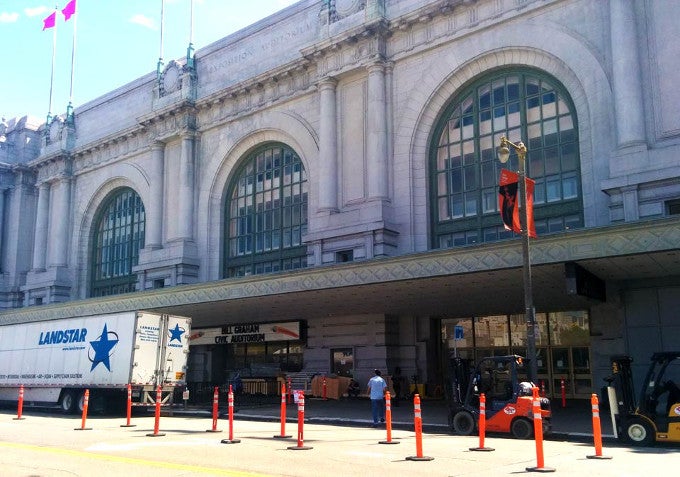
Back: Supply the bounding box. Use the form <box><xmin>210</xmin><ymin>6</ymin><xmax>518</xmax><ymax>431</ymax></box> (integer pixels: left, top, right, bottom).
<box><xmin>447</xmin><ymin>354</ymin><xmax>551</xmax><ymax>439</ymax></box>
<box><xmin>0</xmin><ymin>311</ymin><xmax>190</xmax><ymax>413</ymax></box>
<box><xmin>605</xmin><ymin>352</ymin><xmax>680</xmax><ymax>446</ymax></box>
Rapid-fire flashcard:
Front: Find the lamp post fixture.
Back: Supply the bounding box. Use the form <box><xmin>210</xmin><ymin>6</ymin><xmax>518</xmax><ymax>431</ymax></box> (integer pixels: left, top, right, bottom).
<box><xmin>497</xmin><ymin>136</ymin><xmax>538</xmax><ymax>384</ymax></box>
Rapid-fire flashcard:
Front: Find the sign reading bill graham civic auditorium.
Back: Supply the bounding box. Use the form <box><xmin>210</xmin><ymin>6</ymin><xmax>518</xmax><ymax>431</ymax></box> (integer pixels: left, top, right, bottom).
<box><xmin>188</xmin><ymin>321</ymin><xmax>301</xmax><ymax>345</ymax></box>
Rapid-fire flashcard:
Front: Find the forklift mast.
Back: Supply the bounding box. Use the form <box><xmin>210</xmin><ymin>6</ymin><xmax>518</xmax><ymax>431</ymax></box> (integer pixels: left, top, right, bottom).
<box><xmin>608</xmin><ymin>355</ymin><xmax>636</xmax><ymax>414</ymax></box>
<box><xmin>639</xmin><ymin>352</ymin><xmax>680</xmax><ymax>417</ymax></box>
<box><xmin>448</xmin><ymin>354</ymin><xmax>528</xmax><ymax>411</ymax></box>
<box><xmin>447</xmin><ymin>355</ymin><xmax>472</xmax><ymax>407</ymax></box>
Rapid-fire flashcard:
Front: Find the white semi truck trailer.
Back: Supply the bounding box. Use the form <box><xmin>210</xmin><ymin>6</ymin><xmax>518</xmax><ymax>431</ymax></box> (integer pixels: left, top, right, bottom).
<box><xmin>0</xmin><ymin>311</ymin><xmax>191</xmax><ymax>413</ymax></box>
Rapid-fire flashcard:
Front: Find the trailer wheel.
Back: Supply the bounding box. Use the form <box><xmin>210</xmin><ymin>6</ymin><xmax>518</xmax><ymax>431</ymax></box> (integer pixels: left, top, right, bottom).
<box><xmin>77</xmin><ymin>391</ymin><xmax>86</xmax><ymax>413</ymax></box>
<box><xmin>60</xmin><ymin>390</ymin><xmax>77</xmax><ymax>414</ymax></box>
<box><xmin>625</xmin><ymin>417</ymin><xmax>655</xmax><ymax>446</ymax></box>
<box><xmin>452</xmin><ymin>410</ymin><xmax>475</xmax><ymax>435</ymax></box>
<box><xmin>511</xmin><ymin>417</ymin><xmax>533</xmax><ymax>439</ymax></box>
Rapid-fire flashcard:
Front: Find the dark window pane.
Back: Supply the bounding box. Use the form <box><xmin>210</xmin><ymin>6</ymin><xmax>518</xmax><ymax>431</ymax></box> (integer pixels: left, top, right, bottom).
<box><xmin>493</xmin><ymin>80</ymin><xmax>505</xmax><ymax>105</ymax></box>
<box><xmin>529</xmin><ymin>149</ymin><xmax>545</xmax><ymax>178</ymax></box>
<box><xmin>507</xmin><ymin>79</ymin><xmax>520</xmax><ymax>101</ymax></box>
<box><xmin>544</xmin><ymin>146</ymin><xmax>560</xmax><ymax>175</ymax></box>
<box><xmin>479</xmin><ymin>84</ymin><xmax>491</xmax><ymax>109</ymax></box>
<box><xmin>561</xmin><ymin>143</ymin><xmax>577</xmax><ymax>171</ymax></box>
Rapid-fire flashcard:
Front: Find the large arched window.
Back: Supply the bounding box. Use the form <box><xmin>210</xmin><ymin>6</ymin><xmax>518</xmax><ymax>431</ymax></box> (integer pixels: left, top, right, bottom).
<box><xmin>224</xmin><ymin>143</ymin><xmax>308</xmax><ymax>277</ymax></box>
<box><xmin>430</xmin><ymin>69</ymin><xmax>582</xmax><ymax>248</ymax></box>
<box><xmin>90</xmin><ymin>188</ymin><xmax>145</xmax><ymax>297</ymax></box>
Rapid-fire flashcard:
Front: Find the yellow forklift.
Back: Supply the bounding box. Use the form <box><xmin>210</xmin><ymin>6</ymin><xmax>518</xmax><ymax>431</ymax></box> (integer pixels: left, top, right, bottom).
<box><xmin>605</xmin><ymin>352</ymin><xmax>680</xmax><ymax>446</ymax></box>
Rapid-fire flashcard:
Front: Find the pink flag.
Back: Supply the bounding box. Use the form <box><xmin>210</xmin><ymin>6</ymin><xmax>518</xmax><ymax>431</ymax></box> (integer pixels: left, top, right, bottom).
<box><xmin>42</xmin><ymin>11</ymin><xmax>56</xmax><ymax>30</ymax></box>
<box><xmin>62</xmin><ymin>0</ymin><xmax>77</xmax><ymax>21</ymax></box>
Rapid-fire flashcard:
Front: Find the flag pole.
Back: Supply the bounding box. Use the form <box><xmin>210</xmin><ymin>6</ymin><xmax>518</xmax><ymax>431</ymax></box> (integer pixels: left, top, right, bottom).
<box><xmin>186</xmin><ymin>0</ymin><xmax>194</xmax><ymax>69</ymax></box>
<box><xmin>157</xmin><ymin>0</ymin><xmax>165</xmax><ymax>82</ymax></box>
<box><xmin>67</xmin><ymin>3</ymin><xmax>78</xmax><ymax>123</ymax></box>
<box><xmin>47</xmin><ymin>6</ymin><xmax>58</xmax><ymax>125</ymax></box>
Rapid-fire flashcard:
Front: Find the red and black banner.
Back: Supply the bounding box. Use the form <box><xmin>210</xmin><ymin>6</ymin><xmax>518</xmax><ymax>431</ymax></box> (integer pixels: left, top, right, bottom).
<box><xmin>498</xmin><ymin>169</ymin><xmax>537</xmax><ymax>238</ymax></box>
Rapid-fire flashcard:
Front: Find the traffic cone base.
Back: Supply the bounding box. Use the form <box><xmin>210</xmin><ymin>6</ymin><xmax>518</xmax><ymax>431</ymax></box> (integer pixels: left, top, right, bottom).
<box><xmin>120</xmin><ymin>424</ymin><xmax>136</xmax><ymax>428</ymax></box>
<box><xmin>146</xmin><ymin>432</ymin><xmax>166</xmax><ymax>437</ymax></box>
<box><xmin>287</xmin><ymin>444</ymin><xmax>312</xmax><ymax>450</ymax></box>
<box><xmin>206</xmin><ymin>429</ymin><xmax>223</xmax><ymax>433</ymax></box>
<box><xmin>379</xmin><ymin>440</ymin><xmax>400</xmax><ymax>445</ymax></box>
<box><xmin>586</xmin><ymin>455</ymin><xmax>612</xmax><ymax>460</ymax></box>
<box><xmin>406</xmin><ymin>456</ymin><xmax>434</xmax><ymax>461</ymax></box>
<box><xmin>525</xmin><ymin>466</ymin><xmax>556</xmax><ymax>473</ymax></box>
<box><xmin>221</xmin><ymin>438</ymin><xmax>241</xmax><ymax>444</ymax></box>
<box><xmin>74</xmin><ymin>427</ymin><xmax>92</xmax><ymax>431</ymax></box>
<box><xmin>273</xmin><ymin>434</ymin><xmax>292</xmax><ymax>439</ymax></box>
<box><xmin>12</xmin><ymin>417</ymin><xmax>25</xmax><ymax>421</ymax></box>
<box><xmin>469</xmin><ymin>446</ymin><xmax>495</xmax><ymax>451</ymax></box>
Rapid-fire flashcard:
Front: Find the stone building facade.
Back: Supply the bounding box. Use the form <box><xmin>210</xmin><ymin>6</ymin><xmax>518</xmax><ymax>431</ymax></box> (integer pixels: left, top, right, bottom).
<box><xmin>1</xmin><ymin>0</ymin><xmax>679</xmax><ymax>398</ymax></box>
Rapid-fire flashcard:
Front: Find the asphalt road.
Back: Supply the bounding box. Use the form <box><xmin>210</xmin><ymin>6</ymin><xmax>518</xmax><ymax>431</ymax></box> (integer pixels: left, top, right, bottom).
<box><xmin>1</xmin><ymin>410</ymin><xmax>677</xmax><ymax>476</ymax></box>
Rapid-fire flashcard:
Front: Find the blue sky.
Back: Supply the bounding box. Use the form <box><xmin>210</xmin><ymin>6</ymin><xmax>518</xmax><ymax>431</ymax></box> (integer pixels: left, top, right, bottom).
<box><xmin>0</xmin><ymin>0</ymin><xmax>298</xmax><ymax>121</ymax></box>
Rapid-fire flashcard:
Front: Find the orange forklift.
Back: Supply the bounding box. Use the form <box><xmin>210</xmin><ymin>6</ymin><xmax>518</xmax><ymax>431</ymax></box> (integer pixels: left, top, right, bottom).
<box><xmin>447</xmin><ymin>354</ymin><xmax>551</xmax><ymax>439</ymax></box>
<box><xmin>605</xmin><ymin>352</ymin><xmax>680</xmax><ymax>446</ymax></box>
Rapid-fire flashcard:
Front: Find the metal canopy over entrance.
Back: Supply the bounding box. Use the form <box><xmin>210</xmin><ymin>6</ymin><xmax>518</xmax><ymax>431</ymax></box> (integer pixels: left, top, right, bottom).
<box><xmin>2</xmin><ymin>219</ymin><xmax>679</xmax><ymax>327</ymax></box>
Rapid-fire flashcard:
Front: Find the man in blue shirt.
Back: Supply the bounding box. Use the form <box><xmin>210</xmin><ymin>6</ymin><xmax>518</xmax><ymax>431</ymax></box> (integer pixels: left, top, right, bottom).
<box><xmin>367</xmin><ymin>369</ymin><xmax>387</xmax><ymax>426</ymax></box>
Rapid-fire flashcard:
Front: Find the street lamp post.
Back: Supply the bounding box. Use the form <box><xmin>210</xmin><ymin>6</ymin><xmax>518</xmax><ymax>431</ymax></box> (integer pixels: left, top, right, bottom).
<box><xmin>497</xmin><ymin>136</ymin><xmax>538</xmax><ymax>384</ymax></box>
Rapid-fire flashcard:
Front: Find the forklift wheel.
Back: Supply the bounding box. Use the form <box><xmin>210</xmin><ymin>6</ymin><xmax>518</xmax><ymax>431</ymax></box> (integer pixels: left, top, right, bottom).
<box><xmin>511</xmin><ymin>418</ymin><xmax>533</xmax><ymax>439</ymax></box>
<box><xmin>625</xmin><ymin>417</ymin><xmax>655</xmax><ymax>446</ymax></box>
<box><xmin>452</xmin><ymin>411</ymin><xmax>475</xmax><ymax>435</ymax></box>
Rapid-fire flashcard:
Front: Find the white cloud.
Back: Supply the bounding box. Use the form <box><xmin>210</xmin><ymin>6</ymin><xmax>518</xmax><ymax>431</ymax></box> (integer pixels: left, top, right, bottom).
<box><xmin>24</xmin><ymin>6</ymin><xmax>49</xmax><ymax>17</ymax></box>
<box><xmin>0</xmin><ymin>12</ymin><xmax>19</xmax><ymax>23</ymax></box>
<box><xmin>129</xmin><ymin>14</ymin><xmax>156</xmax><ymax>30</ymax></box>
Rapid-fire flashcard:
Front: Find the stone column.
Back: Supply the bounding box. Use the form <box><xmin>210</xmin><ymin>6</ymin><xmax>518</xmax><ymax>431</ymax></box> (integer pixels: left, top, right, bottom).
<box><xmin>610</xmin><ymin>0</ymin><xmax>645</xmax><ymax>147</ymax></box>
<box><xmin>146</xmin><ymin>141</ymin><xmax>165</xmax><ymax>249</ymax></box>
<box><xmin>318</xmin><ymin>77</ymin><xmax>338</xmax><ymax>212</ymax></box>
<box><xmin>32</xmin><ymin>182</ymin><xmax>50</xmax><ymax>270</ymax></box>
<box><xmin>178</xmin><ymin>133</ymin><xmax>195</xmax><ymax>240</ymax></box>
<box><xmin>49</xmin><ymin>177</ymin><xmax>71</xmax><ymax>266</ymax></box>
<box><xmin>366</xmin><ymin>61</ymin><xmax>388</xmax><ymax>199</ymax></box>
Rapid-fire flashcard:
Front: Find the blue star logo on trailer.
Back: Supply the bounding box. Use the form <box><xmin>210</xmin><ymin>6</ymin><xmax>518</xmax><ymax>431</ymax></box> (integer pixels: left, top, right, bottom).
<box><xmin>169</xmin><ymin>323</ymin><xmax>185</xmax><ymax>343</ymax></box>
<box><xmin>88</xmin><ymin>324</ymin><xmax>119</xmax><ymax>371</ymax></box>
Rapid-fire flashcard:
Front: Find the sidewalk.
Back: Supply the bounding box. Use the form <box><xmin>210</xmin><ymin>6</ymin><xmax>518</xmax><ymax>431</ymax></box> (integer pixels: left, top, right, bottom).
<box><xmin>176</xmin><ymin>395</ymin><xmax>614</xmax><ymax>442</ymax></box>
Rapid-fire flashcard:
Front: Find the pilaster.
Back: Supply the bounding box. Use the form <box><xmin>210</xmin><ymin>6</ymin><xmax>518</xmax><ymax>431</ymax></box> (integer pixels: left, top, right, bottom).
<box><xmin>318</xmin><ymin>77</ymin><xmax>339</xmax><ymax>213</ymax></box>
<box><xmin>366</xmin><ymin>60</ymin><xmax>388</xmax><ymax>200</ymax></box>
<box><xmin>610</xmin><ymin>0</ymin><xmax>645</xmax><ymax>148</ymax></box>
<box><xmin>32</xmin><ymin>182</ymin><xmax>50</xmax><ymax>271</ymax></box>
<box><xmin>146</xmin><ymin>140</ymin><xmax>165</xmax><ymax>250</ymax></box>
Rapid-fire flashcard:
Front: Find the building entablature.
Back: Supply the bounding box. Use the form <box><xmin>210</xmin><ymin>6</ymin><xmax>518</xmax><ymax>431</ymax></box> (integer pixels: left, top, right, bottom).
<box><xmin>0</xmin><ymin>165</ymin><xmax>14</xmax><ymax>189</ymax></box>
<box><xmin>138</xmin><ymin>102</ymin><xmax>198</xmax><ymax>142</ymax></box>
<box><xmin>8</xmin><ymin>164</ymin><xmax>35</xmax><ymax>188</ymax></box>
<box><xmin>31</xmin><ymin>155</ymin><xmax>73</xmax><ymax>185</ymax></box>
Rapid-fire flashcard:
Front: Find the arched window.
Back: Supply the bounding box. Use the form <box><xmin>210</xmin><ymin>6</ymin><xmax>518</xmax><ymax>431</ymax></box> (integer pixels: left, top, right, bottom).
<box><xmin>90</xmin><ymin>188</ymin><xmax>145</xmax><ymax>296</ymax></box>
<box><xmin>224</xmin><ymin>143</ymin><xmax>308</xmax><ymax>277</ymax></box>
<box><xmin>430</xmin><ymin>69</ymin><xmax>582</xmax><ymax>248</ymax></box>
